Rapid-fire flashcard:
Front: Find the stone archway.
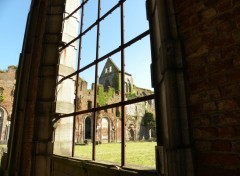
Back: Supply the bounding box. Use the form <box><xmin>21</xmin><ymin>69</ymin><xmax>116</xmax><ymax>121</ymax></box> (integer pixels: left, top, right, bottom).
<box><xmin>0</xmin><ymin>108</ymin><xmax>4</xmax><ymax>140</ymax></box>
<box><xmin>101</xmin><ymin>117</ymin><xmax>110</xmax><ymax>143</ymax></box>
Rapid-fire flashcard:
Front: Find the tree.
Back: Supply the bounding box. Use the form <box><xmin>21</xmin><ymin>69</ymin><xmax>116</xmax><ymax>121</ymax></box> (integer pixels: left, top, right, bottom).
<box><xmin>141</xmin><ymin>112</ymin><xmax>156</xmax><ymax>139</ymax></box>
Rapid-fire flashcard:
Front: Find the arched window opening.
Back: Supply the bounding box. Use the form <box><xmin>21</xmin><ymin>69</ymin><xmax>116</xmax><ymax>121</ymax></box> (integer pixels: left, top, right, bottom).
<box><xmin>0</xmin><ymin>108</ymin><xmax>4</xmax><ymax>140</ymax></box>
<box><xmin>101</xmin><ymin>117</ymin><xmax>110</xmax><ymax>143</ymax></box>
<box><xmin>85</xmin><ymin>117</ymin><xmax>92</xmax><ymax>140</ymax></box>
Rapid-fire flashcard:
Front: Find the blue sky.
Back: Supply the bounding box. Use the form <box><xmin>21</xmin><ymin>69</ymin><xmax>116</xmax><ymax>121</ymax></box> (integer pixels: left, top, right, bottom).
<box><xmin>0</xmin><ymin>0</ymin><xmax>152</xmax><ymax>90</ymax></box>
<box><xmin>79</xmin><ymin>0</ymin><xmax>153</xmax><ymax>90</ymax></box>
<box><xmin>0</xmin><ymin>0</ymin><xmax>31</xmax><ymax>70</ymax></box>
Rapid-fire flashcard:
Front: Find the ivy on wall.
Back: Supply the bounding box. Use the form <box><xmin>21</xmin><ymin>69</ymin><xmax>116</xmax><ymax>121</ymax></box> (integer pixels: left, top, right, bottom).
<box><xmin>97</xmin><ymin>86</ymin><xmax>115</xmax><ymax>106</ymax></box>
<box><xmin>0</xmin><ymin>87</ymin><xmax>4</xmax><ymax>103</ymax></box>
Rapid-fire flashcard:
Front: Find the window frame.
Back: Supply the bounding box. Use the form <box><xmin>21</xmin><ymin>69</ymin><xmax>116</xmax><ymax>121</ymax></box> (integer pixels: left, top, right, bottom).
<box><xmin>55</xmin><ymin>0</ymin><xmax>155</xmax><ymax>168</ymax></box>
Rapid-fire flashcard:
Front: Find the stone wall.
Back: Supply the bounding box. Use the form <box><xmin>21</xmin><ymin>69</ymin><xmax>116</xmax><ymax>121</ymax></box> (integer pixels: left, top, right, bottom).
<box><xmin>175</xmin><ymin>0</ymin><xmax>240</xmax><ymax>175</ymax></box>
<box><xmin>76</xmin><ymin>78</ymin><xmax>155</xmax><ymax>143</ymax></box>
<box><xmin>0</xmin><ymin>66</ymin><xmax>15</xmax><ymax>141</ymax></box>
<box><xmin>0</xmin><ymin>66</ymin><xmax>16</xmax><ymax>116</ymax></box>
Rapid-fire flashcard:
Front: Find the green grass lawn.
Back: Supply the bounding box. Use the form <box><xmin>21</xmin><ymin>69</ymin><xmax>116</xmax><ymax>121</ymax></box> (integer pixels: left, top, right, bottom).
<box><xmin>74</xmin><ymin>141</ymin><xmax>156</xmax><ymax>168</ymax></box>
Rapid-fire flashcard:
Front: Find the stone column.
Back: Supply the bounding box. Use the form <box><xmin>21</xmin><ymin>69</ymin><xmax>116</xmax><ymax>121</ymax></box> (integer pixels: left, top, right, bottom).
<box><xmin>147</xmin><ymin>0</ymin><xmax>194</xmax><ymax>175</ymax></box>
<box><xmin>54</xmin><ymin>0</ymin><xmax>80</xmax><ymax>156</ymax></box>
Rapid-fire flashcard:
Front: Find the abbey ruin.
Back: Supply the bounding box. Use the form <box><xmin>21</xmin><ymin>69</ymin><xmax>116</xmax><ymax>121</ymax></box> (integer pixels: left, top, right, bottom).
<box><xmin>75</xmin><ymin>58</ymin><xmax>155</xmax><ymax>143</ymax></box>
<box><xmin>0</xmin><ymin>66</ymin><xmax>16</xmax><ymax>142</ymax></box>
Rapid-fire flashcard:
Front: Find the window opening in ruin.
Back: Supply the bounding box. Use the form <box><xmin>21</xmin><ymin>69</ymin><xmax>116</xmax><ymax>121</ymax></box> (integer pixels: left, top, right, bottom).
<box><xmin>85</xmin><ymin>117</ymin><xmax>92</xmax><ymax>140</ymax></box>
<box><xmin>0</xmin><ymin>87</ymin><xmax>4</xmax><ymax>102</ymax></box>
<box><xmin>0</xmin><ymin>108</ymin><xmax>3</xmax><ymax>140</ymax></box>
<box><xmin>55</xmin><ymin>0</ymin><xmax>156</xmax><ymax>169</ymax></box>
<box><xmin>87</xmin><ymin>101</ymin><xmax>92</xmax><ymax>109</ymax></box>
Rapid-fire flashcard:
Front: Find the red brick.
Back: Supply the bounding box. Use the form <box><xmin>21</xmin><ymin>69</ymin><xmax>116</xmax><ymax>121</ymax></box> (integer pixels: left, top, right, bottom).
<box><xmin>216</xmin><ymin>0</ymin><xmax>233</xmax><ymax>13</ymax></box>
<box><xmin>195</xmin><ymin>141</ymin><xmax>212</xmax><ymax>151</ymax></box>
<box><xmin>200</xmin><ymin>8</ymin><xmax>217</xmax><ymax>22</ymax></box>
<box><xmin>206</xmin><ymin>59</ymin><xmax>233</xmax><ymax>75</ymax></box>
<box><xmin>211</xmin><ymin>113</ymin><xmax>240</xmax><ymax>126</ymax></box>
<box><xmin>177</xmin><ymin>2</ymin><xmax>205</xmax><ymax>22</ymax></box>
<box><xmin>218</xmin><ymin>127</ymin><xmax>237</xmax><ymax>138</ymax></box>
<box><xmin>188</xmin><ymin>69</ymin><xmax>207</xmax><ymax>84</ymax></box>
<box><xmin>204</xmin><ymin>0</ymin><xmax>220</xmax><ymax>8</ymax></box>
<box><xmin>190</xmin><ymin>103</ymin><xmax>203</xmax><ymax>115</ymax></box>
<box><xmin>232</xmin><ymin>30</ymin><xmax>240</xmax><ymax>43</ymax></box>
<box><xmin>222</xmin><ymin>45</ymin><xmax>240</xmax><ymax>60</ymax></box>
<box><xmin>212</xmin><ymin>140</ymin><xmax>232</xmax><ymax>152</ymax></box>
<box><xmin>185</xmin><ymin>37</ymin><xmax>203</xmax><ymax>56</ymax></box>
<box><xmin>198</xmin><ymin>153</ymin><xmax>240</xmax><ymax>166</ymax></box>
<box><xmin>193</xmin><ymin>117</ymin><xmax>210</xmax><ymax>127</ymax></box>
<box><xmin>217</xmin><ymin>99</ymin><xmax>238</xmax><ymax>111</ymax></box>
<box><xmin>212</xmin><ymin>32</ymin><xmax>235</xmax><ymax>48</ymax></box>
<box><xmin>193</xmin><ymin>127</ymin><xmax>217</xmax><ymax>139</ymax></box>
<box><xmin>220</xmin><ymin>84</ymin><xmax>240</xmax><ymax>97</ymax></box>
<box><xmin>217</xmin><ymin>20</ymin><xmax>236</xmax><ymax>33</ymax></box>
<box><xmin>208</xmin><ymin>72</ymin><xmax>227</xmax><ymax>86</ymax></box>
<box><xmin>201</xmin><ymin>27</ymin><xmax>218</xmax><ymax>41</ymax></box>
<box><xmin>197</xmin><ymin>166</ymin><xmax>240</xmax><ymax>176</ymax></box>
<box><xmin>227</xmin><ymin>68</ymin><xmax>240</xmax><ymax>82</ymax></box>
<box><xmin>190</xmin><ymin>89</ymin><xmax>220</xmax><ymax>103</ymax></box>
<box><xmin>232</xmin><ymin>141</ymin><xmax>240</xmax><ymax>153</ymax></box>
<box><xmin>208</xmin><ymin>89</ymin><xmax>221</xmax><ymax>99</ymax></box>
<box><xmin>203</xmin><ymin>102</ymin><xmax>217</xmax><ymax>112</ymax></box>
<box><xmin>204</xmin><ymin>49</ymin><xmax>222</xmax><ymax>63</ymax></box>
<box><xmin>189</xmin><ymin>80</ymin><xmax>209</xmax><ymax>93</ymax></box>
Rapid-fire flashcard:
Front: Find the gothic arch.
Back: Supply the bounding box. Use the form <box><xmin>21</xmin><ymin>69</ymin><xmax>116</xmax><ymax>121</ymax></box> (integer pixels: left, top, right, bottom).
<box><xmin>0</xmin><ymin>106</ymin><xmax>9</xmax><ymax>141</ymax></box>
<box><xmin>84</xmin><ymin>116</ymin><xmax>92</xmax><ymax>140</ymax></box>
<box><xmin>101</xmin><ymin>117</ymin><xmax>110</xmax><ymax>143</ymax></box>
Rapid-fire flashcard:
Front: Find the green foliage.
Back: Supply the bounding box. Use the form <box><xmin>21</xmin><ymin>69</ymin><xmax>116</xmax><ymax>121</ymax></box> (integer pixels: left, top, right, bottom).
<box><xmin>0</xmin><ymin>95</ymin><xmax>4</xmax><ymax>103</ymax></box>
<box><xmin>8</xmin><ymin>65</ymin><xmax>17</xmax><ymax>70</ymax></box>
<box><xmin>97</xmin><ymin>86</ymin><xmax>115</xmax><ymax>106</ymax></box>
<box><xmin>0</xmin><ymin>69</ymin><xmax>6</xmax><ymax>73</ymax></box>
<box><xmin>116</xmin><ymin>110</ymin><xmax>121</xmax><ymax>117</ymax></box>
<box><xmin>141</xmin><ymin>112</ymin><xmax>156</xmax><ymax>129</ymax></box>
<box><xmin>0</xmin><ymin>88</ymin><xmax>4</xmax><ymax>103</ymax></box>
<box><xmin>112</xmin><ymin>74</ymin><xmax>119</xmax><ymax>91</ymax></box>
<box><xmin>126</xmin><ymin>93</ymin><xmax>137</xmax><ymax>100</ymax></box>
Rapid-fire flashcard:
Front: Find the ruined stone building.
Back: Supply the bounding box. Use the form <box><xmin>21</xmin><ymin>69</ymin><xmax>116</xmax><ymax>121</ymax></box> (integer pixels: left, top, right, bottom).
<box><xmin>75</xmin><ymin>58</ymin><xmax>155</xmax><ymax>143</ymax></box>
<box><xmin>0</xmin><ymin>66</ymin><xmax>16</xmax><ymax>142</ymax></box>
<box><xmin>1</xmin><ymin>0</ymin><xmax>240</xmax><ymax>176</ymax></box>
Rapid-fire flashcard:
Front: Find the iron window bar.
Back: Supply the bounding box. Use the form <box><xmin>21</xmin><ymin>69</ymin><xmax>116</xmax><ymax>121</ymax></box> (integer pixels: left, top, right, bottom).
<box><xmin>72</xmin><ymin>0</ymin><xmax>85</xmax><ymax>157</ymax></box>
<box><xmin>57</xmin><ymin>29</ymin><xmax>150</xmax><ymax>85</ymax></box>
<box><xmin>59</xmin><ymin>0</ymin><xmax>126</xmax><ymax>52</ymax></box>
<box><xmin>54</xmin><ymin>94</ymin><xmax>154</xmax><ymax>123</ymax></box>
<box><xmin>56</xmin><ymin>0</ymin><xmax>154</xmax><ymax>167</ymax></box>
<box><xmin>92</xmin><ymin>0</ymin><xmax>101</xmax><ymax>161</ymax></box>
<box><xmin>120</xmin><ymin>1</ymin><xmax>126</xmax><ymax>166</ymax></box>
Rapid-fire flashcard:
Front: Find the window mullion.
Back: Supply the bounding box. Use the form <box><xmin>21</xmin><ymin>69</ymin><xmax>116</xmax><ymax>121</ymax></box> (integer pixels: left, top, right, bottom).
<box><xmin>72</xmin><ymin>0</ymin><xmax>85</xmax><ymax>157</ymax></box>
<box><xmin>92</xmin><ymin>0</ymin><xmax>101</xmax><ymax>161</ymax></box>
<box><xmin>120</xmin><ymin>0</ymin><xmax>126</xmax><ymax>167</ymax></box>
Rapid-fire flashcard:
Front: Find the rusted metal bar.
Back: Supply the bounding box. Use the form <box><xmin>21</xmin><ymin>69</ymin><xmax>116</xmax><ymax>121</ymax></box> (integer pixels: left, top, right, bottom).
<box><xmin>53</xmin><ymin>94</ymin><xmax>155</xmax><ymax>122</ymax></box>
<box><xmin>59</xmin><ymin>0</ymin><xmax>126</xmax><ymax>52</ymax></box>
<box><xmin>72</xmin><ymin>0</ymin><xmax>85</xmax><ymax>157</ymax></box>
<box><xmin>92</xmin><ymin>0</ymin><xmax>101</xmax><ymax>161</ymax></box>
<box><xmin>57</xmin><ymin>30</ymin><xmax>150</xmax><ymax>85</ymax></box>
<box><xmin>120</xmin><ymin>0</ymin><xmax>126</xmax><ymax>167</ymax></box>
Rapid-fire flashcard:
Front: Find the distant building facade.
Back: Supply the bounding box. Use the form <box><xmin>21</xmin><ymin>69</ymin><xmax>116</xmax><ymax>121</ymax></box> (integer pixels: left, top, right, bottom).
<box><xmin>75</xmin><ymin>58</ymin><xmax>155</xmax><ymax>143</ymax></box>
<box><xmin>0</xmin><ymin>66</ymin><xmax>16</xmax><ymax>142</ymax></box>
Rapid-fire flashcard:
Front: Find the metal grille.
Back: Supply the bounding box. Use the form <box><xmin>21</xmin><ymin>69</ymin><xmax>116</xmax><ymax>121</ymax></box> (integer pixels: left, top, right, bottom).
<box><xmin>56</xmin><ymin>0</ymin><xmax>154</xmax><ymax>167</ymax></box>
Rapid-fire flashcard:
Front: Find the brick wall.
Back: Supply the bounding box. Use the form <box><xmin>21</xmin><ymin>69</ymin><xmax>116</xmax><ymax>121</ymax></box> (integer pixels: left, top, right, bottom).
<box><xmin>175</xmin><ymin>0</ymin><xmax>240</xmax><ymax>175</ymax></box>
<box><xmin>0</xmin><ymin>66</ymin><xmax>16</xmax><ymax>116</ymax></box>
